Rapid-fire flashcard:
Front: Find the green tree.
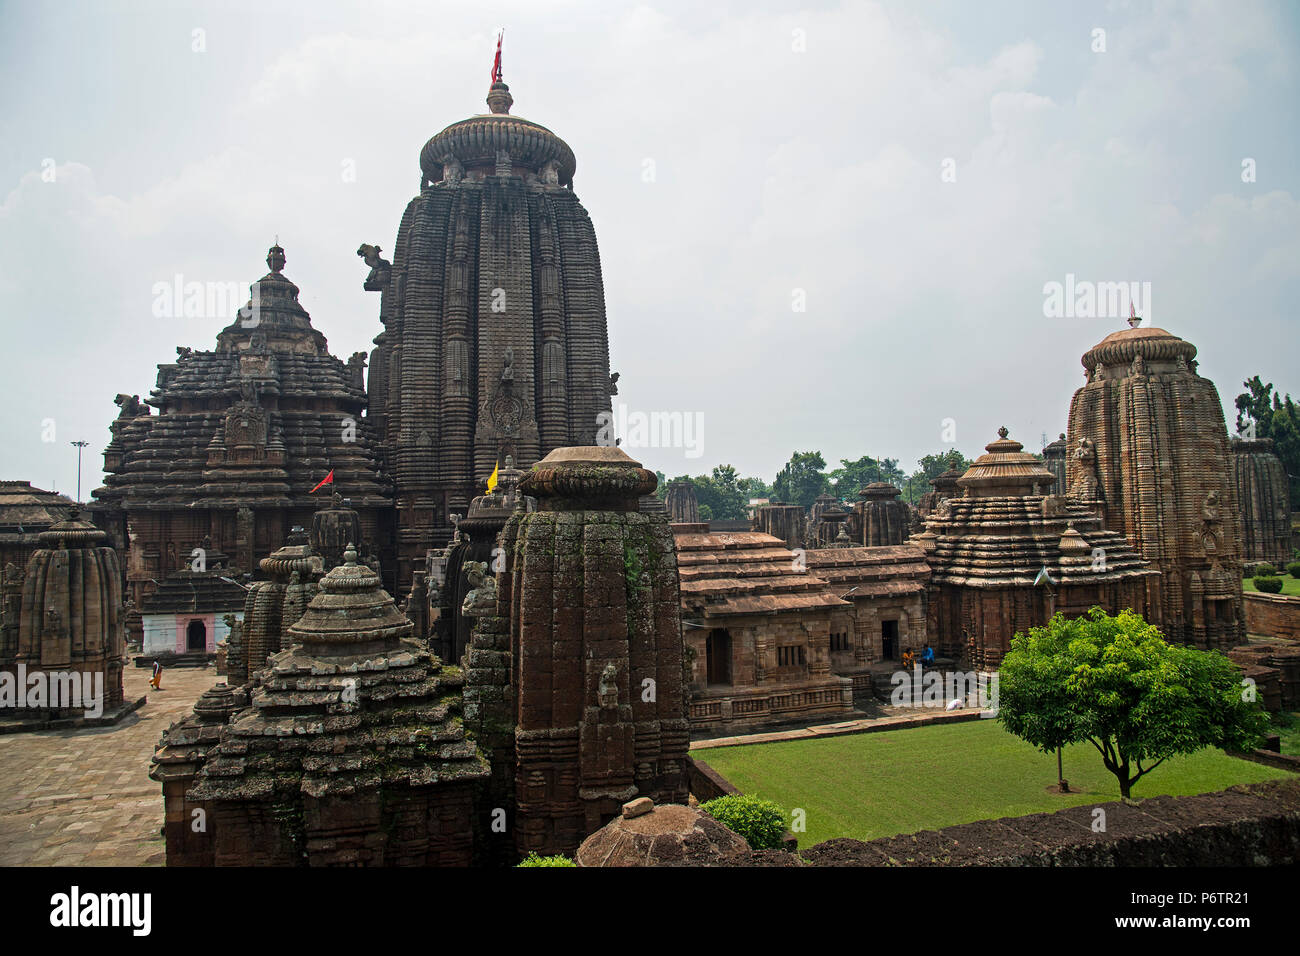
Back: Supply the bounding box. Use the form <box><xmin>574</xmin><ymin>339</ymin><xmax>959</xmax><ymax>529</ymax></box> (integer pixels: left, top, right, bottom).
<box><xmin>772</xmin><ymin>451</ymin><xmax>829</xmax><ymax>510</ymax></box>
<box><xmin>828</xmin><ymin>455</ymin><xmax>904</xmax><ymax>499</ymax></box>
<box><xmin>998</xmin><ymin>608</ymin><xmax>1269</xmax><ymax>799</ymax></box>
<box><xmin>1236</xmin><ymin>376</ymin><xmax>1300</xmax><ymax>503</ymax></box>
<box><xmin>737</xmin><ymin>475</ymin><xmax>773</xmax><ymax>502</ymax></box>
<box><xmin>901</xmin><ymin>449</ymin><xmax>973</xmax><ymax>504</ymax></box>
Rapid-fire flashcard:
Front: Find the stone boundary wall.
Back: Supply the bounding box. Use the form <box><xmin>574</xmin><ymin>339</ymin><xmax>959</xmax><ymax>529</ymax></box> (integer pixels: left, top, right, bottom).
<box><xmin>797</xmin><ymin>779</ymin><xmax>1300</xmax><ymax>866</ymax></box>
<box><xmin>686</xmin><ymin>757</ymin><xmax>740</xmax><ymax>802</ymax></box>
<box><xmin>1245</xmin><ymin>591</ymin><xmax>1300</xmax><ymax>641</ymax></box>
<box><xmin>1230</xmin><ymin>748</ymin><xmax>1300</xmax><ymax>773</ymax></box>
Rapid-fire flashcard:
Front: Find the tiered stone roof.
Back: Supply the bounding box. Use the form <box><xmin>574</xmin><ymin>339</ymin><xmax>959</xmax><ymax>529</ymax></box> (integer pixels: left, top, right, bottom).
<box><xmin>0</xmin><ymin>481</ymin><xmax>74</xmax><ymax>567</ymax></box>
<box><xmin>190</xmin><ymin>545</ymin><xmax>488</xmax><ymax>804</ymax></box>
<box><xmin>94</xmin><ymin>245</ymin><xmax>388</xmax><ymax>514</ymax></box>
<box><xmin>920</xmin><ymin>430</ymin><xmax>1153</xmax><ymax>589</ymax></box>
<box><xmin>675</xmin><ymin>526</ymin><xmax>849</xmax><ymax>617</ymax></box>
<box><xmin>803</xmin><ymin>545</ymin><xmax>931</xmax><ymax>600</ymax></box>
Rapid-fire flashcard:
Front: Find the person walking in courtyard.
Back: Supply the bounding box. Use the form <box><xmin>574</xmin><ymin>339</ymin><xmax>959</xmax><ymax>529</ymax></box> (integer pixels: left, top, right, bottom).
<box><xmin>149</xmin><ymin>659</ymin><xmax>162</xmax><ymax>690</ymax></box>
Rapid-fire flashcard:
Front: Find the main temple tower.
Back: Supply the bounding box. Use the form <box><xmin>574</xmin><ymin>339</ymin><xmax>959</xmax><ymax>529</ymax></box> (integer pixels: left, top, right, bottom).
<box><xmin>365</xmin><ymin>65</ymin><xmax>614</xmax><ymax>589</ymax></box>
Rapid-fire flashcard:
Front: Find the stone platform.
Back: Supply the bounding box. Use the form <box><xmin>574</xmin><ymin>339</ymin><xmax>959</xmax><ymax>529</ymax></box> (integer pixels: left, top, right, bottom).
<box><xmin>0</xmin><ymin>664</ymin><xmax>214</xmax><ymax>865</ymax></box>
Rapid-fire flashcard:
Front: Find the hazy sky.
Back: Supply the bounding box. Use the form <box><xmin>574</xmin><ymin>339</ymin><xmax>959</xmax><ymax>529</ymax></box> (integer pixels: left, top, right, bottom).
<box><xmin>2</xmin><ymin>0</ymin><xmax>1297</xmax><ymax>498</ymax></box>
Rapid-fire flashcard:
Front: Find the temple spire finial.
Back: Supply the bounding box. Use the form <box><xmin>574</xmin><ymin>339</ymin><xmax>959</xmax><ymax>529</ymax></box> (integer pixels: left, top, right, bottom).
<box><xmin>486</xmin><ymin>29</ymin><xmax>512</xmax><ymax>114</ymax></box>
<box><xmin>1127</xmin><ymin>300</ymin><xmax>1142</xmax><ymax>329</ymax></box>
<box><xmin>267</xmin><ymin>242</ymin><xmax>285</xmax><ymax>274</ymax></box>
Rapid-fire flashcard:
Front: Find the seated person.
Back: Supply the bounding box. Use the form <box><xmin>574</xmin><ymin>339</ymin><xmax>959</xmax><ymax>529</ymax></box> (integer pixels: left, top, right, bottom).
<box><xmin>921</xmin><ymin>644</ymin><xmax>935</xmax><ymax>665</ymax></box>
<box><xmin>901</xmin><ymin>649</ymin><xmax>915</xmax><ymax>668</ymax></box>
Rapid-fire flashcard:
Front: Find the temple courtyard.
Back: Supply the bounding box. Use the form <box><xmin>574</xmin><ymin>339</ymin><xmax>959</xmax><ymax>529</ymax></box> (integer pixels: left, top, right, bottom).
<box><xmin>0</xmin><ymin>665</ymin><xmax>213</xmax><ymax>866</ymax></box>
<box><xmin>696</xmin><ymin>720</ymin><xmax>1294</xmax><ymax>850</ymax></box>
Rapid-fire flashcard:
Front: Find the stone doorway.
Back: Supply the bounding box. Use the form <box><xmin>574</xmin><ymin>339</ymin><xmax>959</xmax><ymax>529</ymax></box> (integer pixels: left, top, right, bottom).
<box><xmin>881</xmin><ymin>619</ymin><xmax>898</xmax><ymax>659</ymax></box>
<box><xmin>706</xmin><ymin>629</ymin><xmax>731</xmax><ymax>685</ymax></box>
<box><xmin>186</xmin><ymin>619</ymin><xmax>207</xmax><ymax>652</ymax></box>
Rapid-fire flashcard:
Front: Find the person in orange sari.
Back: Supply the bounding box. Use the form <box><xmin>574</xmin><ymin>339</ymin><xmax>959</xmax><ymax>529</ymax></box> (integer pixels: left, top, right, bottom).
<box><xmin>149</xmin><ymin>660</ymin><xmax>162</xmax><ymax>690</ymax></box>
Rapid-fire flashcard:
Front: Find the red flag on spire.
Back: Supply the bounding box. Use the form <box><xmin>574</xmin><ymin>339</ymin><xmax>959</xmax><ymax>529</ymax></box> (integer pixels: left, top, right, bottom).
<box><xmin>491</xmin><ymin>30</ymin><xmax>503</xmax><ymax>83</ymax></box>
<box><xmin>309</xmin><ymin>469</ymin><xmax>334</xmax><ymax>494</ymax></box>
<box><xmin>1130</xmin><ymin>301</ymin><xmax>1136</xmax><ymax>320</ymax></box>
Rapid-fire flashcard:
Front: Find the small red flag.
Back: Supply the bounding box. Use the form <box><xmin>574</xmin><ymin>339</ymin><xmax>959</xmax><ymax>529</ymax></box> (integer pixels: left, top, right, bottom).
<box><xmin>491</xmin><ymin>30</ymin><xmax>503</xmax><ymax>83</ymax></box>
<box><xmin>309</xmin><ymin>469</ymin><xmax>334</xmax><ymax>494</ymax></box>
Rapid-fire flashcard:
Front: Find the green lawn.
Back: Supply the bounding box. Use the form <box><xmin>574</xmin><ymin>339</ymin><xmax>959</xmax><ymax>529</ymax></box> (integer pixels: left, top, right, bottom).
<box><xmin>1243</xmin><ymin>575</ymin><xmax>1300</xmax><ymax>595</ymax></box>
<box><xmin>697</xmin><ymin>719</ymin><xmax>1293</xmax><ymax>849</ymax></box>
<box><xmin>1275</xmin><ymin>713</ymin><xmax>1300</xmax><ymax>756</ymax></box>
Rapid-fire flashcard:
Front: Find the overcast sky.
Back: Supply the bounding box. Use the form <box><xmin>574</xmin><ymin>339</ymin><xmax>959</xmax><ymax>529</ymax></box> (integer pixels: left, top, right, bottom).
<box><xmin>2</xmin><ymin>0</ymin><xmax>1297</xmax><ymax>498</ymax></box>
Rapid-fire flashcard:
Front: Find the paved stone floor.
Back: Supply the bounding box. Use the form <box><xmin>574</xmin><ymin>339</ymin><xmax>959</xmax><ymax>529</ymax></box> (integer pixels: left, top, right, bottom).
<box><xmin>0</xmin><ymin>665</ymin><xmax>216</xmax><ymax>866</ymax></box>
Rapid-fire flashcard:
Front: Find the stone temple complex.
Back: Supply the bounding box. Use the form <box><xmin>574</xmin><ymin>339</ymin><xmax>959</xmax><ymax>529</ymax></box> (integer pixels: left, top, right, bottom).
<box><xmin>91</xmin><ymin>245</ymin><xmax>392</xmax><ymax>602</ymax></box>
<box><xmin>14</xmin><ymin>51</ymin><xmax>1281</xmax><ymax>870</ymax></box>
<box><xmin>1230</xmin><ymin>436</ymin><xmax>1293</xmax><ymax>566</ymax></box>
<box><xmin>1067</xmin><ymin>319</ymin><xmax>1245</xmax><ymax>650</ymax></box>
<box><xmin>363</xmin><ymin>76</ymin><xmax>615</xmax><ymax>592</ymax></box>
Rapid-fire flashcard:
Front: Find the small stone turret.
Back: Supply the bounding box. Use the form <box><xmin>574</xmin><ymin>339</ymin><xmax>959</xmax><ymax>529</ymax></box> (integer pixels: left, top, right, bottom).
<box><xmin>0</xmin><ymin>509</ymin><xmax>125</xmax><ymax>716</ymax></box>
<box><xmin>1231</xmin><ymin>437</ymin><xmax>1293</xmax><ymax>566</ymax></box>
<box><xmin>665</xmin><ymin>481</ymin><xmax>700</xmax><ymax>524</ymax></box>
<box><xmin>852</xmin><ymin>483</ymin><xmax>910</xmax><ymax>546</ymax></box>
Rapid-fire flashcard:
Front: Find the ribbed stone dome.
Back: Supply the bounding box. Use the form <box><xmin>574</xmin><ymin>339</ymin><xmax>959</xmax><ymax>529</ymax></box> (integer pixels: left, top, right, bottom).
<box><xmin>37</xmin><ymin>508</ymin><xmax>108</xmax><ymax>547</ymax></box>
<box><xmin>1081</xmin><ymin>325</ymin><xmax>1197</xmax><ymax>371</ymax></box>
<box><xmin>419</xmin><ymin>81</ymin><xmax>577</xmax><ymax>186</ymax></box>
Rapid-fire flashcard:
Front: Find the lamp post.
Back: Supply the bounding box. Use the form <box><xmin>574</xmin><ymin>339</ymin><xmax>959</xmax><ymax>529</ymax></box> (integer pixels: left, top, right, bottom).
<box><xmin>70</xmin><ymin>440</ymin><xmax>89</xmax><ymax>504</ymax></box>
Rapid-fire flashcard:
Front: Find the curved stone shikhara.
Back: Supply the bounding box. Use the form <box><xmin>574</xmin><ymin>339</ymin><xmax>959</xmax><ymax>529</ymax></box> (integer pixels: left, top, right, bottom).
<box><xmin>465</xmin><ymin>447</ymin><xmax>690</xmax><ymax>859</ymax></box>
<box><xmin>366</xmin><ymin>82</ymin><xmax>614</xmax><ymax>593</ymax></box>
<box><xmin>1066</xmin><ymin>324</ymin><xmax>1244</xmax><ymax>650</ymax></box>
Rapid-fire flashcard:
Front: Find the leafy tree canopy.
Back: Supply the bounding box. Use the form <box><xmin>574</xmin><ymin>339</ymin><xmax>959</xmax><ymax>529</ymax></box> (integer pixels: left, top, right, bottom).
<box><xmin>1236</xmin><ymin>376</ymin><xmax>1300</xmax><ymax>502</ymax></box>
<box><xmin>998</xmin><ymin>608</ymin><xmax>1269</xmax><ymax>798</ymax></box>
<box><xmin>828</xmin><ymin>455</ymin><xmax>904</xmax><ymax>500</ymax></box>
<box><xmin>772</xmin><ymin>451</ymin><xmax>830</xmax><ymax>510</ymax></box>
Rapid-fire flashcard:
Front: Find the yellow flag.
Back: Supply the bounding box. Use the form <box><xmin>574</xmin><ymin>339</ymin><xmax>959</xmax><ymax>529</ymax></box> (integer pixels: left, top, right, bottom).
<box><xmin>486</xmin><ymin>460</ymin><xmax>500</xmax><ymax>493</ymax></box>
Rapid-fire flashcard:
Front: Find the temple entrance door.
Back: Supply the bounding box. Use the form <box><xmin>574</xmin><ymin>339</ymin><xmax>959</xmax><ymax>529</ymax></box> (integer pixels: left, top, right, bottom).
<box><xmin>706</xmin><ymin>629</ymin><xmax>731</xmax><ymax>685</ymax></box>
<box><xmin>881</xmin><ymin>620</ymin><xmax>898</xmax><ymax>659</ymax></box>
<box><xmin>186</xmin><ymin>619</ymin><xmax>207</xmax><ymax>652</ymax></box>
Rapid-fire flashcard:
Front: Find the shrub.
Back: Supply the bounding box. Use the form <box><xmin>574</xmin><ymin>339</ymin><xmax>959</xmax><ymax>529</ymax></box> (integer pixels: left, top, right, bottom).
<box><xmin>699</xmin><ymin>794</ymin><xmax>787</xmax><ymax>849</ymax></box>
<box><xmin>516</xmin><ymin>852</ymin><xmax>576</xmax><ymax>867</ymax></box>
<box><xmin>1255</xmin><ymin>563</ymin><xmax>1277</xmax><ymax>578</ymax></box>
<box><xmin>1255</xmin><ymin>576</ymin><xmax>1285</xmax><ymax>594</ymax></box>
<box><xmin>1287</xmin><ymin>561</ymin><xmax>1300</xmax><ymax>579</ymax></box>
